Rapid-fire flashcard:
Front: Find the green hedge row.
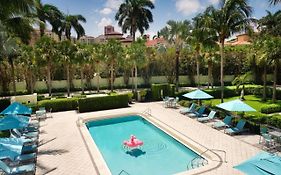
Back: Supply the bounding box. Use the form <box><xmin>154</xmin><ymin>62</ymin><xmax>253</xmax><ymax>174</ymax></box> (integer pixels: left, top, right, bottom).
<box><xmin>78</xmin><ymin>94</ymin><xmax>129</xmax><ymax>113</ymax></box>
<box><xmin>37</xmin><ymin>98</ymin><xmax>78</xmax><ymax>112</ymax></box>
<box><xmin>151</xmin><ymin>84</ymin><xmax>175</xmax><ymax>101</ymax></box>
<box><xmin>243</xmin><ymin>113</ymin><xmax>281</xmax><ymax>130</ymax></box>
<box><xmin>261</xmin><ymin>104</ymin><xmax>281</xmax><ymax>114</ymax></box>
<box><xmin>0</xmin><ymin>98</ymin><xmax>10</xmax><ymax>112</ymax></box>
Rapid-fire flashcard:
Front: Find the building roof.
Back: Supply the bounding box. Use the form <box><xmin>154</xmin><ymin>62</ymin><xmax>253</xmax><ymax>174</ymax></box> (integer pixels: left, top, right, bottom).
<box><xmin>145</xmin><ymin>37</ymin><xmax>166</xmax><ymax>47</ymax></box>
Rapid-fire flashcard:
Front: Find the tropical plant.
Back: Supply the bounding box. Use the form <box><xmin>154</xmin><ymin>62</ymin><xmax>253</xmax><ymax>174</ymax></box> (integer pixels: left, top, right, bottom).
<box><xmin>159</xmin><ymin>20</ymin><xmax>192</xmax><ymax>91</ymax></box>
<box><xmin>232</xmin><ymin>72</ymin><xmax>252</xmax><ymax>100</ymax></box>
<box><xmin>103</xmin><ymin>39</ymin><xmax>124</xmax><ymax>92</ymax></box>
<box><xmin>91</xmin><ymin>44</ymin><xmax>105</xmax><ymax>93</ymax></box>
<box><xmin>0</xmin><ymin>0</ymin><xmax>34</xmax><ymax>43</ymax></box>
<box><xmin>203</xmin><ymin>0</ymin><xmax>253</xmax><ymax>102</ymax></box>
<box><xmin>258</xmin><ymin>10</ymin><xmax>281</xmax><ymax>37</ymax></box>
<box><xmin>269</xmin><ymin>0</ymin><xmax>281</xmax><ymax>5</ymax></box>
<box><xmin>34</xmin><ymin>0</ymin><xmax>63</xmax><ymax>36</ymax></box>
<box><xmin>57</xmin><ymin>40</ymin><xmax>77</xmax><ymax>97</ymax></box>
<box><xmin>59</xmin><ymin>14</ymin><xmax>86</xmax><ymax>40</ymax></box>
<box><xmin>189</xmin><ymin>14</ymin><xmax>217</xmax><ymax>87</ymax></box>
<box><xmin>127</xmin><ymin>39</ymin><xmax>147</xmax><ymax>93</ymax></box>
<box><xmin>115</xmin><ymin>0</ymin><xmax>154</xmax><ymax>41</ymax></box>
<box><xmin>35</xmin><ymin>36</ymin><xmax>58</xmax><ymax>96</ymax></box>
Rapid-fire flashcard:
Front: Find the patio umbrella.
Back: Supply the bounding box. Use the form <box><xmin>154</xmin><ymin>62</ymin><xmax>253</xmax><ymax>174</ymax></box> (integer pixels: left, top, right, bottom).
<box><xmin>234</xmin><ymin>152</ymin><xmax>281</xmax><ymax>175</ymax></box>
<box><xmin>0</xmin><ymin>115</ymin><xmax>29</xmax><ymax>131</ymax></box>
<box><xmin>183</xmin><ymin>89</ymin><xmax>214</xmax><ymax>100</ymax></box>
<box><xmin>0</xmin><ymin>102</ymin><xmax>32</xmax><ymax>115</ymax></box>
<box><xmin>216</xmin><ymin>99</ymin><xmax>256</xmax><ymax>112</ymax></box>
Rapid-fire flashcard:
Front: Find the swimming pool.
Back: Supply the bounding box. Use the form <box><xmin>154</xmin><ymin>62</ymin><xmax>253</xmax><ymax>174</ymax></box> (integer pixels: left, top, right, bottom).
<box><xmin>86</xmin><ymin>115</ymin><xmax>205</xmax><ymax>175</ymax></box>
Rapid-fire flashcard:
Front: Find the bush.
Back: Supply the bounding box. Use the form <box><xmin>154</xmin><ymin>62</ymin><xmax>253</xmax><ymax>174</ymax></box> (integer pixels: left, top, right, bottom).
<box><xmin>151</xmin><ymin>84</ymin><xmax>175</xmax><ymax>101</ymax></box>
<box><xmin>260</xmin><ymin>104</ymin><xmax>281</xmax><ymax>114</ymax></box>
<box><xmin>268</xmin><ymin>115</ymin><xmax>281</xmax><ymax>129</ymax></box>
<box><xmin>38</xmin><ymin>98</ymin><xmax>78</xmax><ymax>112</ymax></box>
<box><xmin>178</xmin><ymin>100</ymin><xmax>191</xmax><ymax>107</ymax></box>
<box><xmin>78</xmin><ymin>94</ymin><xmax>129</xmax><ymax>113</ymax></box>
<box><xmin>0</xmin><ymin>98</ymin><xmax>10</xmax><ymax>111</ymax></box>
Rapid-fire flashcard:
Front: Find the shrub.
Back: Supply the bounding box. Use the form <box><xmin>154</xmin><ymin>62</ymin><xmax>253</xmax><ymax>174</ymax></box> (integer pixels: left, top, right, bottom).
<box><xmin>38</xmin><ymin>98</ymin><xmax>78</xmax><ymax>112</ymax></box>
<box><xmin>178</xmin><ymin>100</ymin><xmax>191</xmax><ymax>107</ymax></box>
<box><xmin>260</xmin><ymin>104</ymin><xmax>281</xmax><ymax>114</ymax></box>
<box><xmin>78</xmin><ymin>94</ymin><xmax>129</xmax><ymax>113</ymax></box>
<box><xmin>0</xmin><ymin>98</ymin><xmax>10</xmax><ymax>111</ymax></box>
<box><xmin>267</xmin><ymin>115</ymin><xmax>281</xmax><ymax>129</ymax></box>
<box><xmin>151</xmin><ymin>84</ymin><xmax>175</xmax><ymax>101</ymax></box>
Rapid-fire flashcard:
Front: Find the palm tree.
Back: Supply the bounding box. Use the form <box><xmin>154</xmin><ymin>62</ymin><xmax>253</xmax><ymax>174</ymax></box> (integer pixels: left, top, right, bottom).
<box><xmin>258</xmin><ymin>10</ymin><xmax>281</xmax><ymax>37</ymax></box>
<box><xmin>115</xmin><ymin>0</ymin><xmax>154</xmax><ymax>41</ymax></box>
<box><xmin>35</xmin><ymin>36</ymin><xmax>58</xmax><ymax>96</ymax></box>
<box><xmin>59</xmin><ymin>14</ymin><xmax>86</xmax><ymax>40</ymax></box>
<box><xmin>204</xmin><ymin>0</ymin><xmax>252</xmax><ymax>102</ymax></box>
<box><xmin>269</xmin><ymin>0</ymin><xmax>281</xmax><ymax>5</ymax></box>
<box><xmin>0</xmin><ymin>1</ymin><xmax>34</xmax><ymax>44</ymax></box>
<box><xmin>127</xmin><ymin>39</ymin><xmax>147</xmax><ymax>93</ymax></box>
<box><xmin>189</xmin><ymin>14</ymin><xmax>217</xmax><ymax>87</ymax></box>
<box><xmin>76</xmin><ymin>44</ymin><xmax>91</xmax><ymax>94</ymax></box>
<box><xmin>232</xmin><ymin>72</ymin><xmax>252</xmax><ymax>100</ymax></box>
<box><xmin>57</xmin><ymin>40</ymin><xmax>77</xmax><ymax>97</ymax></box>
<box><xmin>34</xmin><ymin>0</ymin><xmax>63</xmax><ymax>37</ymax></box>
<box><xmin>91</xmin><ymin>44</ymin><xmax>105</xmax><ymax>93</ymax></box>
<box><xmin>104</xmin><ymin>39</ymin><xmax>124</xmax><ymax>92</ymax></box>
<box><xmin>159</xmin><ymin>20</ymin><xmax>192</xmax><ymax>91</ymax></box>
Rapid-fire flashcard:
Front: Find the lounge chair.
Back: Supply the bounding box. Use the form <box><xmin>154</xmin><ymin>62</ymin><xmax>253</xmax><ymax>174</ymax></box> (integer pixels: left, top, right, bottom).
<box><xmin>198</xmin><ymin>111</ymin><xmax>216</xmax><ymax>122</ymax></box>
<box><xmin>0</xmin><ymin>153</ymin><xmax>36</xmax><ymax>164</ymax></box>
<box><xmin>213</xmin><ymin>115</ymin><xmax>232</xmax><ymax>129</ymax></box>
<box><xmin>188</xmin><ymin>106</ymin><xmax>205</xmax><ymax>118</ymax></box>
<box><xmin>225</xmin><ymin>120</ymin><xmax>246</xmax><ymax>135</ymax></box>
<box><xmin>171</xmin><ymin>97</ymin><xmax>179</xmax><ymax>108</ymax></box>
<box><xmin>179</xmin><ymin>103</ymin><xmax>196</xmax><ymax>114</ymax></box>
<box><xmin>10</xmin><ymin>132</ymin><xmax>38</xmax><ymax>144</ymax></box>
<box><xmin>0</xmin><ymin>159</ymin><xmax>35</xmax><ymax>175</ymax></box>
<box><xmin>12</xmin><ymin>129</ymin><xmax>38</xmax><ymax>139</ymax></box>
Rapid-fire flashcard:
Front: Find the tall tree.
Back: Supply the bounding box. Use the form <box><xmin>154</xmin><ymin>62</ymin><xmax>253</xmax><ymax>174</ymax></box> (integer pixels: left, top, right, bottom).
<box><xmin>34</xmin><ymin>0</ymin><xmax>63</xmax><ymax>37</ymax></box>
<box><xmin>115</xmin><ymin>0</ymin><xmax>154</xmax><ymax>41</ymax></box>
<box><xmin>104</xmin><ymin>39</ymin><xmax>124</xmax><ymax>92</ymax></box>
<box><xmin>35</xmin><ymin>36</ymin><xmax>58</xmax><ymax>96</ymax></box>
<box><xmin>159</xmin><ymin>20</ymin><xmax>192</xmax><ymax>91</ymax></box>
<box><xmin>204</xmin><ymin>0</ymin><xmax>252</xmax><ymax>102</ymax></box>
<box><xmin>269</xmin><ymin>0</ymin><xmax>281</xmax><ymax>5</ymax></box>
<box><xmin>91</xmin><ymin>44</ymin><xmax>105</xmax><ymax>93</ymax></box>
<box><xmin>258</xmin><ymin>10</ymin><xmax>281</xmax><ymax>37</ymax></box>
<box><xmin>59</xmin><ymin>14</ymin><xmax>86</xmax><ymax>40</ymax></box>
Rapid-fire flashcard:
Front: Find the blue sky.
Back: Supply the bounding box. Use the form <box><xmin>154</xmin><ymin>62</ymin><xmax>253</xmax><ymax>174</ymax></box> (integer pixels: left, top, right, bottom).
<box><xmin>42</xmin><ymin>0</ymin><xmax>281</xmax><ymax>38</ymax></box>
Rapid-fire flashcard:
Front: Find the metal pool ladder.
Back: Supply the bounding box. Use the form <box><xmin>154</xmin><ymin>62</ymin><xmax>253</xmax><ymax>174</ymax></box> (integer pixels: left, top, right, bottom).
<box><xmin>118</xmin><ymin>170</ymin><xmax>130</xmax><ymax>175</ymax></box>
<box><xmin>187</xmin><ymin>148</ymin><xmax>227</xmax><ymax>169</ymax></box>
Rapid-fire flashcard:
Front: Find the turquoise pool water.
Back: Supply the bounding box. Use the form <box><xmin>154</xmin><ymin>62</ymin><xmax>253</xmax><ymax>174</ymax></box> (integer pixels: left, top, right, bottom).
<box><xmin>86</xmin><ymin>115</ymin><xmax>202</xmax><ymax>175</ymax></box>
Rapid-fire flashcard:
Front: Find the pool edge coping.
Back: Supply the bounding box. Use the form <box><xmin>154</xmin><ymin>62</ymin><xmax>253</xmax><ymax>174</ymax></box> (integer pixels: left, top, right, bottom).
<box><xmin>77</xmin><ymin>112</ymin><xmax>222</xmax><ymax>175</ymax></box>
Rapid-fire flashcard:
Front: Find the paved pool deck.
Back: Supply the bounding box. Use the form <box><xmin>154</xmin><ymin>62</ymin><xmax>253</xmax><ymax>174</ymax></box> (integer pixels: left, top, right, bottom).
<box><xmin>36</xmin><ymin>102</ymin><xmax>264</xmax><ymax>175</ymax></box>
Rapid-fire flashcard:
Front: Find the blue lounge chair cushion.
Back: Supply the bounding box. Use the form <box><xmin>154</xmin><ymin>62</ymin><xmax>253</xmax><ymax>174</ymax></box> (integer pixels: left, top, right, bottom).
<box><xmin>213</xmin><ymin>115</ymin><xmax>232</xmax><ymax>128</ymax></box>
<box><xmin>0</xmin><ymin>160</ymin><xmax>35</xmax><ymax>174</ymax></box>
<box><xmin>225</xmin><ymin>120</ymin><xmax>246</xmax><ymax>135</ymax></box>
<box><xmin>22</xmin><ymin>144</ymin><xmax>37</xmax><ymax>154</ymax></box>
<box><xmin>198</xmin><ymin>111</ymin><xmax>216</xmax><ymax>122</ymax></box>
<box><xmin>14</xmin><ymin>153</ymin><xmax>36</xmax><ymax>162</ymax></box>
<box><xmin>180</xmin><ymin>103</ymin><xmax>196</xmax><ymax>114</ymax></box>
<box><xmin>189</xmin><ymin>107</ymin><xmax>205</xmax><ymax>118</ymax></box>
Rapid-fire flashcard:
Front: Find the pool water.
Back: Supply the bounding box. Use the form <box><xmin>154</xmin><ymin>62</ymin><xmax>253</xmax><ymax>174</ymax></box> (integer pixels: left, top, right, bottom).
<box><xmin>86</xmin><ymin>115</ymin><xmax>202</xmax><ymax>175</ymax></box>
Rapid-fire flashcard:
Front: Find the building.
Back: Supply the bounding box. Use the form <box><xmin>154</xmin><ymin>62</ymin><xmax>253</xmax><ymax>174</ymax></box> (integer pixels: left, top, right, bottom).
<box><xmin>79</xmin><ymin>35</ymin><xmax>96</xmax><ymax>44</ymax></box>
<box><xmin>225</xmin><ymin>33</ymin><xmax>251</xmax><ymax>46</ymax></box>
<box><xmin>94</xmin><ymin>25</ymin><xmax>133</xmax><ymax>46</ymax></box>
<box><xmin>145</xmin><ymin>35</ymin><xmax>167</xmax><ymax>47</ymax></box>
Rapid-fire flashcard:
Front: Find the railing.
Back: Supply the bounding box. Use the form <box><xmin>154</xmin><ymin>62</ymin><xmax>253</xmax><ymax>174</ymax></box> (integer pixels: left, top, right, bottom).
<box><xmin>142</xmin><ymin>108</ymin><xmax>152</xmax><ymax>116</ymax></box>
<box><xmin>187</xmin><ymin>148</ymin><xmax>227</xmax><ymax>170</ymax></box>
<box><xmin>118</xmin><ymin>170</ymin><xmax>130</xmax><ymax>175</ymax></box>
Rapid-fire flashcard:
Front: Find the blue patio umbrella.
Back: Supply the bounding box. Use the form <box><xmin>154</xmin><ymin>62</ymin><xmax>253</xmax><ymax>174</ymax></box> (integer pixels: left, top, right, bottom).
<box><xmin>0</xmin><ymin>115</ymin><xmax>29</xmax><ymax>131</ymax></box>
<box><xmin>216</xmin><ymin>99</ymin><xmax>256</xmax><ymax>112</ymax></box>
<box><xmin>234</xmin><ymin>152</ymin><xmax>281</xmax><ymax>175</ymax></box>
<box><xmin>0</xmin><ymin>102</ymin><xmax>32</xmax><ymax>115</ymax></box>
<box><xmin>182</xmin><ymin>89</ymin><xmax>214</xmax><ymax>100</ymax></box>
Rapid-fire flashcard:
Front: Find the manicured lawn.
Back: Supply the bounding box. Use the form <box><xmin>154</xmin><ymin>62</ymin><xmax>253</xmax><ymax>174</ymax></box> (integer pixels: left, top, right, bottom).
<box><xmin>204</xmin><ymin>95</ymin><xmax>281</xmax><ymax>115</ymax></box>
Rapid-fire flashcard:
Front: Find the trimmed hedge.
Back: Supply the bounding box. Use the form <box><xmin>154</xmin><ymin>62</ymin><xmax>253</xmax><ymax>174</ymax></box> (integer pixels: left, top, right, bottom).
<box><xmin>78</xmin><ymin>94</ymin><xmax>129</xmax><ymax>113</ymax></box>
<box><xmin>0</xmin><ymin>98</ymin><xmax>10</xmax><ymax>111</ymax></box>
<box><xmin>38</xmin><ymin>98</ymin><xmax>78</xmax><ymax>112</ymax></box>
<box><xmin>243</xmin><ymin>113</ymin><xmax>281</xmax><ymax>130</ymax></box>
<box><xmin>151</xmin><ymin>84</ymin><xmax>175</xmax><ymax>101</ymax></box>
<box><xmin>261</xmin><ymin>104</ymin><xmax>281</xmax><ymax>114</ymax></box>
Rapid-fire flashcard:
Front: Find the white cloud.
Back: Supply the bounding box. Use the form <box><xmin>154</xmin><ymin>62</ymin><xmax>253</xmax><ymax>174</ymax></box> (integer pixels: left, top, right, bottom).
<box><xmin>97</xmin><ymin>17</ymin><xmax>113</xmax><ymax>29</ymax></box>
<box><xmin>105</xmin><ymin>0</ymin><xmax>123</xmax><ymax>10</ymax></box>
<box><xmin>150</xmin><ymin>0</ymin><xmax>156</xmax><ymax>3</ymax></box>
<box><xmin>99</xmin><ymin>7</ymin><xmax>113</xmax><ymax>15</ymax></box>
<box><xmin>208</xmin><ymin>0</ymin><xmax>219</xmax><ymax>5</ymax></box>
<box><xmin>175</xmin><ymin>0</ymin><xmax>201</xmax><ymax>16</ymax></box>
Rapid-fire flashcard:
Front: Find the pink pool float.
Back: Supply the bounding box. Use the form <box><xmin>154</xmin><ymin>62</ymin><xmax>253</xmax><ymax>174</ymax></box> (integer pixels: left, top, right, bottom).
<box><xmin>123</xmin><ymin>135</ymin><xmax>143</xmax><ymax>149</ymax></box>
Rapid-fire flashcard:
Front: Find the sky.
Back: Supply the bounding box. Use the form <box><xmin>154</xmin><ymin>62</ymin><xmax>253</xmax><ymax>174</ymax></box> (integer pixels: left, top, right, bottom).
<box><xmin>42</xmin><ymin>0</ymin><xmax>281</xmax><ymax>39</ymax></box>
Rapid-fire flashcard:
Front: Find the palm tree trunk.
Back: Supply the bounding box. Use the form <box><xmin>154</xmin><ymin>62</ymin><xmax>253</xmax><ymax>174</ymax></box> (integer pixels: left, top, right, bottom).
<box><xmin>196</xmin><ymin>50</ymin><xmax>200</xmax><ymax>88</ymax></box>
<box><xmin>110</xmin><ymin>63</ymin><xmax>114</xmax><ymax>92</ymax></box>
<box><xmin>134</xmin><ymin>64</ymin><xmax>138</xmax><ymax>93</ymax></box>
<box><xmin>262</xmin><ymin>66</ymin><xmax>267</xmax><ymax>102</ymax></box>
<box><xmin>10</xmin><ymin>60</ymin><xmax>16</xmax><ymax>95</ymax></box>
<box><xmin>47</xmin><ymin>62</ymin><xmax>52</xmax><ymax>96</ymax></box>
<box><xmin>175</xmin><ymin>48</ymin><xmax>180</xmax><ymax>92</ymax></box>
<box><xmin>39</xmin><ymin>23</ymin><xmax>45</xmax><ymax>37</ymax></box>
<box><xmin>131</xmin><ymin>68</ymin><xmax>134</xmax><ymax>92</ymax></box>
<box><xmin>272</xmin><ymin>60</ymin><xmax>278</xmax><ymax>103</ymax></box>
<box><xmin>219</xmin><ymin>41</ymin><xmax>225</xmax><ymax>103</ymax></box>
<box><xmin>66</xmin><ymin>64</ymin><xmax>70</xmax><ymax>97</ymax></box>
<box><xmin>80</xmin><ymin>67</ymin><xmax>84</xmax><ymax>94</ymax></box>
<box><xmin>97</xmin><ymin>63</ymin><xmax>100</xmax><ymax>93</ymax></box>
<box><xmin>30</xmin><ymin>71</ymin><xmax>34</xmax><ymax>94</ymax></box>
